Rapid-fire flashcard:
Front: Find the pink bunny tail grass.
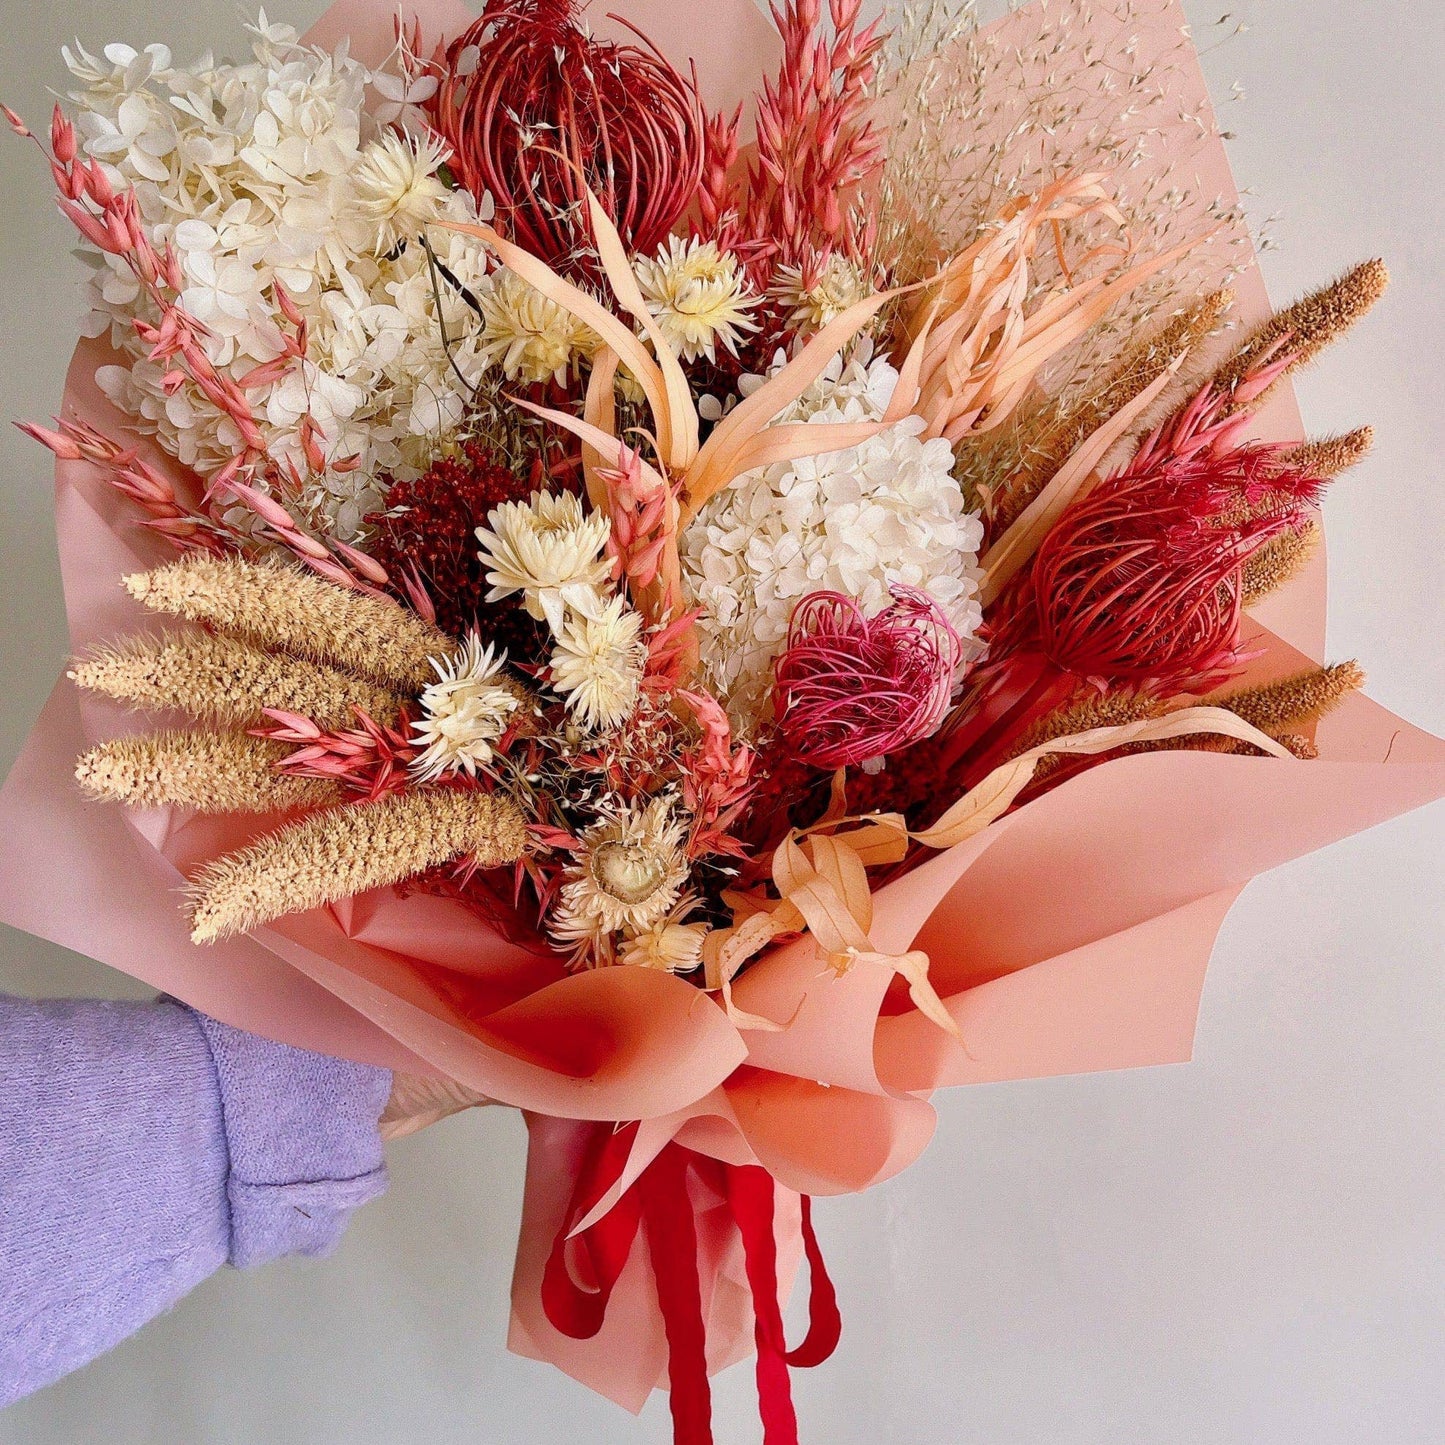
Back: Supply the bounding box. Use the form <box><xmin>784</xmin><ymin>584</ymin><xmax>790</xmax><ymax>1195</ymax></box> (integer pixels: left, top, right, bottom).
<box><xmin>773</xmin><ymin>588</ymin><xmax>962</xmax><ymax>771</ymax></box>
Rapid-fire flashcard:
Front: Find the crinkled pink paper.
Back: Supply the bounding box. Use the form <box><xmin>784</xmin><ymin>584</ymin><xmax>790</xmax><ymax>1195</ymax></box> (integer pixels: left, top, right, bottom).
<box><xmin>1</xmin><ymin>0</ymin><xmax>1441</xmax><ymax>1413</ymax></box>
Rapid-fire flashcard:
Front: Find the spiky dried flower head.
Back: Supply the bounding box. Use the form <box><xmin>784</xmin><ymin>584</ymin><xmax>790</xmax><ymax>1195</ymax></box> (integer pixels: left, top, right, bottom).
<box><xmin>124</xmin><ymin>555</ymin><xmax>452</xmax><ymax>694</ymax></box>
<box><xmin>1281</xmin><ymin>428</ymin><xmax>1375</xmax><ymax>482</ymax></box>
<box><xmin>1018</xmin><ymin>385</ymin><xmax>1324</xmax><ymax>696</ymax></box>
<box><xmin>549</xmin><ymin>595</ymin><xmax>647</xmax><ymax>733</ymax></box>
<box><xmin>1214</xmin><ymin>260</ymin><xmax>1390</xmax><ymax>411</ymax></box>
<box><xmin>427</xmin><ymin>0</ymin><xmax>705</xmax><ymax>269</ymax></box>
<box><xmin>476</xmin><ymin>267</ymin><xmax>599</xmax><ymax>387</ymax></box>
<box><xmin>773</xmin><ymin>588</ymin><xmax>963</xmax><ymax>771</ymax></box>
<box><xmin>188</xmin><ymin>787</ymin><xmax>528</xmax><ymax>943</ymax></box>
<box><xmin>1241</xmin><ymin>521</ymin><xmax>1320</xmax><ymax>607</ymax></box>
<box><xmin>550</xmin><ymin>797</ymin><xmax>690</xmax><ymax>953</ymax></box>
<box><xmin>410</xmin><ymin>636</ymin><xmax>520</xmax><ymax>783</ymax></box>
<box><xmin>76</xmin><ymin>731</ymin><xmax>340</xmax><ymax>814</ymax></box>
<box><xmin>352</xmin><ymin>131</ymin><xmax>451</xmax><ymax>249</ymax></box>
<box><xmin>475</xmin><ymin>490</ymin><xmax>613</xmax><ymax>634</ymax></box>
<box><xmin>634</xmin><ymin>237</ymin><xmax>759</xmax><ymax>364</ymax></box>
<box><xmin>69</xmin><ymin>633</ymin><xmax>401</xmax><ymax>731</ymax></box>
<box><xmin>1212</xmin><ymin>661</ymin><xmax>1365</xmax><ymax>736</ymax></box>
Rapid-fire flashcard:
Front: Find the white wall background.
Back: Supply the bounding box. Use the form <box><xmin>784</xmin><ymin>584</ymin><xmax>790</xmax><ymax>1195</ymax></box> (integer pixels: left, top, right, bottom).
<box><xmin>1</xmin><ymin>2</ymin><xmax>1441</xmax><ymax>1441</ymax></box>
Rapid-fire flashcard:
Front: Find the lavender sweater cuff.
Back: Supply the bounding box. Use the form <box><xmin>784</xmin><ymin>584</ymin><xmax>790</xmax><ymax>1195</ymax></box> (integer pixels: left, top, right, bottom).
<box><xmin>192</xmin><ymin>1011</ymin><xmax>390</xmax><ymax>1267</ymax></box>
<box><xmin>0</xmin><ymin>996</ymin><xmax>390</xmax><ymax>1406</ymax></box>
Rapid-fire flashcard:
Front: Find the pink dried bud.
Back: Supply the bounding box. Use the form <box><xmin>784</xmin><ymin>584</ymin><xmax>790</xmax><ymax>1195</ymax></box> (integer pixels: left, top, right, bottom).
<box><xmin>57</xmin><ymin>198</ymin><xmax>119</xmax><ymax>252</ymax></box>
<box><xmin>2</xmin><ymin>103</ymin><xmax>31</xmax><ymax>137</ymax></box>
<box><xmin>273</xmin><ymin>279</ymin><xmax>305</xmax><ymax>327</ymax></box>
<box><xmin>773</xmin><ymin>588</ymin><xmax>962</xmax><ymax>771</ymax></box>
<box><xmin>332</xmin><ymin>540</ymin><xmax>390</xmax><ymax>587</ymax></box>
<box><xmin>16</xmin><ymin>419</ymin><xmax>83</xmax><ymax>460</ymax></box>
<box><xmin>50</xmin><ymin>106</ymin><xmax>76</xmax><ymax>164</ymax></box>
<box><xmin>81</xmin><ymin>160</ymin><xmax>115</xmax><ymax>207</ymax></box>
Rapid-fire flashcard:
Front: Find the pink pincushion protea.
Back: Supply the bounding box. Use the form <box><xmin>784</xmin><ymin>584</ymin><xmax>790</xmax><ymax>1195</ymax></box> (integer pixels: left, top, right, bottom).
<box><xmin>772</xmin><ymin>588</ymin><xmax>963</xmax><ymax>771</ymax></box>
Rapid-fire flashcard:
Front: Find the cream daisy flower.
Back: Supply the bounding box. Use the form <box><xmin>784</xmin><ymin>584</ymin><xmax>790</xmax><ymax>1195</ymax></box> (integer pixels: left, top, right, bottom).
<box><xmin>774</xmin><ymin>252</ymin><xmax>874</xmax><ymax>335</ymax></box>
<box><xmin>551</xmin><ymin>798</ymin><xmax>691</xmax><ymax>952</ymax></box>
<box><xmin>352</xmin><ymin>131</ymin><xmax>450</xmax><ymax>249</ymax></box>
<box><xmin>477</xmin><ymin>267</ymin><xmax>597</xmax><ymax>386</ymax></box>
<box><xmin>620</xmin><ymin>914</ymin><xmax>709</xmax><ymax>972</ymax></box>
<box><xmin>410</xmin><ymin>635</ymin><xmax>519</xmax><ymax>782</ymax></box>
<box><xmin>635</xmin><ymin>237</ymin><xmax>758</xmax><ymax>363</ymax></box>
<box><xmin>476</xmin><ymin>491</ymin><xmax>614</xmax><ymax>634</ymax></box>
<box><xmin>549</xmin><ymin>595</ymin><xmax>646</xmax><ymax>732</ymax></box>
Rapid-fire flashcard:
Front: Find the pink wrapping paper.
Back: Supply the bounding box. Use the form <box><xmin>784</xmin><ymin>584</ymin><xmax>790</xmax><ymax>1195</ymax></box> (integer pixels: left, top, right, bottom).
<box><xmin>1</xmin><ymin>0</ymin><xmax>1441</xmax><ymax>1414</ymax></box>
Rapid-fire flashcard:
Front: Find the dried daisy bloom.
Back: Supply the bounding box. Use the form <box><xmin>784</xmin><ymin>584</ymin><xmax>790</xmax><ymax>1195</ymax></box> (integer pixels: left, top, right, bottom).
<box><xmin>410</xmin><ymin>636</ymin><xmax>520</xmax><ymax>783</ymax></box>
<box><xmin>476</xmin><ymin>491</ymin><xmax>614</xmax><ymax>633</ymax></box>
<box><xmin>352</xmin><ymin>131</ymin><xmax>451</xmax><ymax>248</ymax></box>
<box><xmin>549</xmin><ymin>595</ymin><xmax>646</xmax><ymax>732</ymax></box>
<box><xmin>477</xmin><ymin>267</ymin><xmax>598</xmax><ymax>386</ymax></box>
<box><xmin>773</xmin><ymin>252</ymin><xmax>874</xmax><ymax>335</ymax></box>
<box><xmin>552</xmin><ymin>798</ymin><xmax>690</xmax><ymax>955</ymax></box>
<box><xmin>634</xmin><ymin>237</ymin><xmax>758</xmax><ymax>363</ymax></box>
<box><xmin>620</xmin><ymin>914</ymin><xmax>709</xmax><ymax>972</ymax></box>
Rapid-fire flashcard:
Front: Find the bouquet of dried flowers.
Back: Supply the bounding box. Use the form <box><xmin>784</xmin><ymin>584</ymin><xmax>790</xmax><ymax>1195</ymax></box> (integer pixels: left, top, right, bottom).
<box><xmin>3</xmin><ymin>1</ymin><xmax>1442</xmax><ymax>1439</ymax></box>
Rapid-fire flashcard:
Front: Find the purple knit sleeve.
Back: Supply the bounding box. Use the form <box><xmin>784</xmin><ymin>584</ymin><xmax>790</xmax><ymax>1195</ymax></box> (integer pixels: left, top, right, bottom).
<box><xmin>0</xmin><ymin>996</ymin><xmax>390</xmax><ymax>1407</ymax></box>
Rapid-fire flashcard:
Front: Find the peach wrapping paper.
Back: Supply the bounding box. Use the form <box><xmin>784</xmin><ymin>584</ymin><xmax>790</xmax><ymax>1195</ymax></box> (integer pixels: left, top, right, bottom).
<box><xmin>0</xmin><ymin>0</ymin><xmax>1442</xmax><ymax>1413</ymax></box>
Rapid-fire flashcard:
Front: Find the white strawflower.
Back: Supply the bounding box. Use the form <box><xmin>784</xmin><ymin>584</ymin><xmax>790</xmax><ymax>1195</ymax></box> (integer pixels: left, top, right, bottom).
<box><xmin>410</xmin><ymin>636</ymin><xmax>519</xmax><ymax>782</ymax></box>
<box><xmin>551</xmin><ymin>798</ymin><xmax>691</xmax><ymax>954</ymax></box>
<box><xmin>773</xmin><ymin>253</ymin><xmax>874</xmax><ymax>335</ymax></box>
<box><xmin>475</xmin><ymin>491</ymin><xmax>614</xmax><ymax>634</ymax></box>
<box><xmin>680</xmin><ymin>349</ymin><xmax>985</xmax><ymax>722</ymax></box>
<box><xmin>550</xmin><ymin>595</ymin><xmax>646</xmax><ymax>732</ymax></box>
<box><xmin>353</xmin><ymin>131</ymin><xmax>450</xmax><ymax>248</ymax></box>
<box><xmin>634</xmin><ymin>237</ymin><xmax>758</xmax><ymax>363</ymax></box>
<box><xmin>620</xmin><ymin>915</ymin><xmax>709</xmax><ymax>973</ymax></box>
<box><xmin>477</xmin><ymin>267</ymin><xmax>597</xmax><ymax>386</ymax></box>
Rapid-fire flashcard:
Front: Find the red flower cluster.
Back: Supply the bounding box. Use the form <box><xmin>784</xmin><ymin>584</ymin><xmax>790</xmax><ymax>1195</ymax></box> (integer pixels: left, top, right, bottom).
<box><xmin>365</xmin><ymin>439</ymin><xmax>536</xmax><ymax>647</ymax></box>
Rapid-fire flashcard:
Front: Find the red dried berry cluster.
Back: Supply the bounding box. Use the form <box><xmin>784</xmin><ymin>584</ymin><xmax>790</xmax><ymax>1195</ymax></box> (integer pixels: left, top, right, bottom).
<box><xmin>365</xmin><ymin>440</ymin><xmax>541</xmax><ymax>652</ymax></box>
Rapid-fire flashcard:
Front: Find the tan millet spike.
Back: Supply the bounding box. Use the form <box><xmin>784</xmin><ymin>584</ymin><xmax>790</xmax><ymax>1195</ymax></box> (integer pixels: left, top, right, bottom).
<box><xmin>1212</xmin><ymin>661</ymin><xmax>1366</xmax><ymax>735</ymax></box>
<box><xmin>76</xmin><ymin>731</ymin><xmax>342</xmax><ymax>814</ymax></box>
<box><xmin>1281</xmin><ymin>427</ymin><xmax>1375</xmax><ymax>481</ymax></box>
<box><xmin>124</xmin><ymin>555</ymin><xmax>453</xmax><ymax>693</ymax></box>
<box><xmin>188</xmin><ymin>788</ymin><xmax>528</xmax><ymax>943</ymax></box>
<box><xmin>69</xmin><ymin>632</ymin><xmax>402</xmax><ymax>731</ymax></box>
<box><xmin>1241</xmin><ymin>522</ymin><xmax>1320</xmax><ymax>606</ymax></box>
<box><xmin>1215</xmin><ymin>260</ymin><xmax>1390</xmax><ymax>413</ymax></box>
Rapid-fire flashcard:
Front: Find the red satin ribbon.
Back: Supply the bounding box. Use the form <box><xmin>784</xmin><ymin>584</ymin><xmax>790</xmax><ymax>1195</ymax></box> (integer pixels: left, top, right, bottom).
<box><xmin>540</xmin><ymin>1131</ymin><xmax>842</xmax><ymax>1445</ymax></box>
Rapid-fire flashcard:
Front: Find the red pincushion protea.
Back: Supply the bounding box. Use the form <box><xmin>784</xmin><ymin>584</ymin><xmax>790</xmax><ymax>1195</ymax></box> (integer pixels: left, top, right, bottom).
<box><xmin>773</xmin><ymin>589</ymin><xmax>963</xmax><ymax>771</ymax></box>
<box><xmin>1027</xmin><ymin>371</ymin><xmax>1323</xmax><ymax>696</ymax></box>
<box><xmin>426</xmin><ymin>0</ymin><xmax>706</xmax><ymax>269</ymax></box>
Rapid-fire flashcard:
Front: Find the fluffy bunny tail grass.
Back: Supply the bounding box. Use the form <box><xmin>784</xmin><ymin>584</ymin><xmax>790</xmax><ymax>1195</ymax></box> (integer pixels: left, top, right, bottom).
<box><xmin>76</xmin><ymin>731</ymin><xmax>341</xmax><ymax>814</ymax></box>
<box><xmin>188</xmin><ymin>787</ymin><xmax>528</xmax><ymax>943</ymax></box>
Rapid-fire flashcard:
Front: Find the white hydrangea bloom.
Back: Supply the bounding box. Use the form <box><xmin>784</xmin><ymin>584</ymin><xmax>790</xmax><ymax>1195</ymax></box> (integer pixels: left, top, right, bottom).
<box><xmin>65</xmin><ymin>18</ymin><xmax>493</xmax><ymax>542</ymax></box>
<box><xmin>680</xmin><ymin>349</ymin><xmax>986</xmax><ymax>723</ymax></box>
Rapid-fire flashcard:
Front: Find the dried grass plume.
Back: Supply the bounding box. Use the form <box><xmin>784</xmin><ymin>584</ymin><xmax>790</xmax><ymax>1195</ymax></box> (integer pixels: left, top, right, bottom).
<box><xmin>125</xmin><ymin>555</ymin><xmax>453</xmax><ymax>694</ymax></box>
<box><xmin>76</xmin><ymin>731</ymin><xmax>341</xmax><ymax>814</ymax></box>
<box><xmin>188</xmin><ymin>788</ymin><xmax>528</xmax><ymax>943</ymax></box>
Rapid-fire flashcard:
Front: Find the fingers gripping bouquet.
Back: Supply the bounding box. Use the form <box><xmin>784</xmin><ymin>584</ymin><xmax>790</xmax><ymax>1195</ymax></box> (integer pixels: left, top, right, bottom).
<box><xmin>2</xmin><ymin>0</ymin><xmax>1442</xmax><ymax>1438</ymax></box>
